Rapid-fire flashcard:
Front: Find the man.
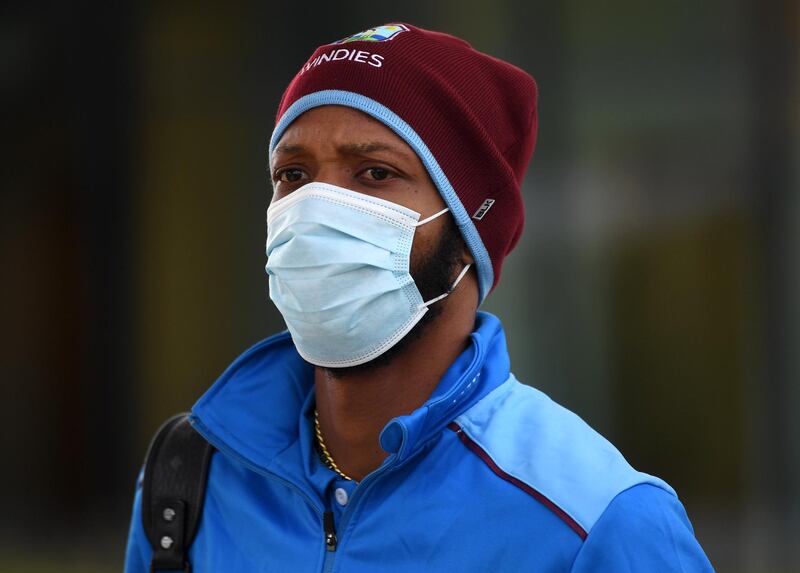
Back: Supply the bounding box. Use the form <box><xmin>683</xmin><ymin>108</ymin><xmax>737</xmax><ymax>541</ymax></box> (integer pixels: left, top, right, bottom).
<box><xmin>125</xmin><ymin>23</ymin><xmax>714</xmax><ymax>572</ymax></box>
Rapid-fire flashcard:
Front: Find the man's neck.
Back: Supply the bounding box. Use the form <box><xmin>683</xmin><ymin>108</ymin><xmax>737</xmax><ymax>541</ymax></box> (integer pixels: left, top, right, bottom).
<box><xmin>313</xmin><ymin>293</ymin><xmax>477</xmax><ymax>482</ymax></box>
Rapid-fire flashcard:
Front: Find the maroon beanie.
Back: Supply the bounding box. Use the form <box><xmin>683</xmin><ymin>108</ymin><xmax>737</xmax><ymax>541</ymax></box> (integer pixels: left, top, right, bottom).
<box><xmin>269</xmin><ymin>23</ymin><xmax>538</xmax><ymax>302</ymax></box>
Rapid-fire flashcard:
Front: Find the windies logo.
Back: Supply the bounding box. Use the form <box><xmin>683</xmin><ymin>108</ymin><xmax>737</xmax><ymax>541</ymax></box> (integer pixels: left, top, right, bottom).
<box><xmin>298</xmin><ymin>24</ymin><xmax>408</xmax><ymax>77</ymax></box>
<box><xmin>336</xmin><ymin>24</ymin><xmax>409</xmax><ymax>44</ymax></box>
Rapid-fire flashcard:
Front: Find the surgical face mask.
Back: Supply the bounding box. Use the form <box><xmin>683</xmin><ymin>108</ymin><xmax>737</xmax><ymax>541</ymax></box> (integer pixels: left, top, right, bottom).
<box><xmin>265</xmin><ymin>182</ymin><xmax>471</xmax><ymax>368</ymax></box>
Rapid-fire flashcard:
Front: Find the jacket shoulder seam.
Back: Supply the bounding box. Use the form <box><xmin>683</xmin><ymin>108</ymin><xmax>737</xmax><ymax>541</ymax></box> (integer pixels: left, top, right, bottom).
<box><xmin>447</xmin><ymin>421</ymin><xmax>587</xmax><ymax>540</ymax></box>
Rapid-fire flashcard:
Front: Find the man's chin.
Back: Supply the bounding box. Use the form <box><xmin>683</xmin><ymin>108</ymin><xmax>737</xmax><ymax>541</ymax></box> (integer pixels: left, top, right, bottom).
<box><xmin>320</xmin><ymin>303</ymin><xmax>443</xmax><ymax>379</ymax></box>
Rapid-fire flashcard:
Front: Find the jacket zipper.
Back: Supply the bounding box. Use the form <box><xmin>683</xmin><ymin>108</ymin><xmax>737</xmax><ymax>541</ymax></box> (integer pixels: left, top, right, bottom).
<box><xmin>321</xmin><ymin>510</ymin><xmax>338</xmax><ymax>573</ymax></box>
<box><xmin>323</xmin><ymin>511</ymin><xmax>337</xmax><ymax>551</ymax></box>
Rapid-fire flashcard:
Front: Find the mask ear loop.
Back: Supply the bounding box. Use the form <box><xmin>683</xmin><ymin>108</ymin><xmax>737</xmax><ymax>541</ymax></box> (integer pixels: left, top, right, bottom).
<box><xmin>421</xmin><ymin>263</ymin><xmax>472</xmax><ymax>308</ymax></box>
<box><xmin>414</xmin><ymin>207</ymin><xmax>450</xmax><ymax>227</ymax></box>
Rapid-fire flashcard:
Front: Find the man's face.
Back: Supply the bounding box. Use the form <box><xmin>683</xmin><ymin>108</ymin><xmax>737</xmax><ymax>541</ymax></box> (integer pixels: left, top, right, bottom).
<box><xmin>270</xmin><ymin>105</ymin><xmax>452</xmax><ymax>277</ymax></box>
<box><xmin>269</xmin><ymin>105</ymin><xmax>473</xmax><ymax>371</ymax></box>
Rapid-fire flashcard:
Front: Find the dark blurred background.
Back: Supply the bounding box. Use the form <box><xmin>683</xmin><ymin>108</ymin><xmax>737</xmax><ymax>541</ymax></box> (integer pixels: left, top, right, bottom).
<box><xmin>1</xmin><ymin>1</ymin><xmax>797</xmax><ymax>571</ymax></box>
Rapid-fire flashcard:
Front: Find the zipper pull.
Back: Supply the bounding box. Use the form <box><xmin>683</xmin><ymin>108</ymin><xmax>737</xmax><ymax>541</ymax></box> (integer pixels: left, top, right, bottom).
<box><xmin>323</xmin><ymin>511</ymin><xmax>337</xmax><ymax>552</ymax></box>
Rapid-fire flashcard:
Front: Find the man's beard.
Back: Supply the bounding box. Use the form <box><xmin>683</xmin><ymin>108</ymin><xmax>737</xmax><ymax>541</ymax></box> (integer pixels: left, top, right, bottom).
<box><xmin>323</xmin><ymin>217</ymin><xmax>466</xmax><ymax>379</ymax></box>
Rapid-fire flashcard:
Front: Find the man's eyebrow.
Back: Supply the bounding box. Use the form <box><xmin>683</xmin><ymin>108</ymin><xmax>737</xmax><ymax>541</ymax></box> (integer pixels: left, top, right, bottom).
<box><xmin>273</xmin><ymin>143</ymin><xmax>306</xmax><ymax>156</ymax></box>
<box><xmin>273</xmin><ymin>141</ymin><xmax>413</xmax><ymax>161</ymax></box>
<box><xmin>336</xmin><ymin>142</ymin><xmax>411</xmax><ymax>159</ymax></box>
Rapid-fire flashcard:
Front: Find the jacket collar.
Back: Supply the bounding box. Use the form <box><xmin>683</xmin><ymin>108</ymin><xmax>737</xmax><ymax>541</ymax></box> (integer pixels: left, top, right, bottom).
<box><xmin>190</xmin><ymin>311</ymin><xmax>510</xmax><ymax>485</ymax></box>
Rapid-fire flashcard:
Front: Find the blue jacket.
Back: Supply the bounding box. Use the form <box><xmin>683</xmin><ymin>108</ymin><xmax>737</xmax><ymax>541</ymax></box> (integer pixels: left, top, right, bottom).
<box><xmin>124</xmin><ymin>312</ymin><xmax>714</xmax><ymax>572</ymax></box>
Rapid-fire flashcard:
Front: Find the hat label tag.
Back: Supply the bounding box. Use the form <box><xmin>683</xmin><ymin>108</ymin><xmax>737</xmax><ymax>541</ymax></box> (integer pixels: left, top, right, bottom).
<box><xmin>472</xmin><ymin>199</ymin><xmax>495</xmax><ymax>220</ymax></box>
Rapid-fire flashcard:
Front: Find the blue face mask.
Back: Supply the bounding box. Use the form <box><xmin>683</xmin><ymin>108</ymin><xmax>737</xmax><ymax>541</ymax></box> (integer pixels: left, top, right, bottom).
<box><xmin>265</xmin><ymin>182</ymin><xmax>471</xmax><ymax>368</ymax></box>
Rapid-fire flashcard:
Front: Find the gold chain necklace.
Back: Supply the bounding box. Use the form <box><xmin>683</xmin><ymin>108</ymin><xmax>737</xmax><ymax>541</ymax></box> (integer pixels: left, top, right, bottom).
<box><xmin>314</xmin><ymin>410</ymin><xmax>355</xmax><ymax>481</ymax></box>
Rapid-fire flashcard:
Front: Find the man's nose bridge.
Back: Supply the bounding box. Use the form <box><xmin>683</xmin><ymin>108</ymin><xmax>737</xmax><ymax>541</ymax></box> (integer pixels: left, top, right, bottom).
<box><xmin>312</xmin><ymin>161</ymin><xmax>353</xmax><ymax>190</ymax></box>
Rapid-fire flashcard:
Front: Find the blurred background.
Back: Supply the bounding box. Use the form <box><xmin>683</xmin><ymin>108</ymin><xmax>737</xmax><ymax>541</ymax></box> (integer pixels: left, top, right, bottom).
<box><xmin>1</xmin><ymin>0</ymin><xmax>797</xmax><ymax>571</ymax></box>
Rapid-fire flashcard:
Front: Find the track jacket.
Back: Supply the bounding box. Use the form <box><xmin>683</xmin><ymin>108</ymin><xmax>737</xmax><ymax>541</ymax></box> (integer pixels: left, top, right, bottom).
<box><xmin>124</xmin><ymin>311</ymin><xmax>714</xmax><ymax>572</ymax></box>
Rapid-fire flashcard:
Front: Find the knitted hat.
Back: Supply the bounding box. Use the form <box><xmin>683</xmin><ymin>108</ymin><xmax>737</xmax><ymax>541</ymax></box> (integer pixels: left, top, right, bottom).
<box><xmin>269</xmin><ymin>23</ymin><xmax>538</xmax><ymax>302</ymax></box>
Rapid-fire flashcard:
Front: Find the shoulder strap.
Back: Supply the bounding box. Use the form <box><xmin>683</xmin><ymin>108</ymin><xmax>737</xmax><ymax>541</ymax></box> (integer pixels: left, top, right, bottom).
<box><xmin>142</xmin><ymin>413</ymin><xmax>215</xmax><ymax>573</ymax></box>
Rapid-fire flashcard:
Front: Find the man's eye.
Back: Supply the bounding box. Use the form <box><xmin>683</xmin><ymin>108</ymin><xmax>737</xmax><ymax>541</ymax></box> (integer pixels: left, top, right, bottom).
<box><xmin>277</xmin><ymin>169</ymin><xmax>304</xmax><ymax>183</ymax></box>
<box><xmin>365</xmin><ymin>167</ymin><xmax>392</xmax><ymax>181</ymax></box>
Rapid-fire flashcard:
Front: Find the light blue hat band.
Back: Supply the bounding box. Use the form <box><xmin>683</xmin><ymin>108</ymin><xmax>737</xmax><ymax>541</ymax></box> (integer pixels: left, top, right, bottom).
<box><xmin>269</xmin><ymin>89</ymin><xmax>493</xmax><ymax>303</ymax></box>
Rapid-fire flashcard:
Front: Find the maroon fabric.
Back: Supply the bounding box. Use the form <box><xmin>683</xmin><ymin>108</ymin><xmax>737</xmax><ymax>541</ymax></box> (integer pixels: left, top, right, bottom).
<box><xmin>274</xmin><ymin>23</ymin><xmax>538</xmax><ymax>293</ymax></box>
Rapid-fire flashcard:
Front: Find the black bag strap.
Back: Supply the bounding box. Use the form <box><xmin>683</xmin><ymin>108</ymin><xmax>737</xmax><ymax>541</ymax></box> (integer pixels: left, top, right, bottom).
<box><xmin>142</xmin><ymin>413</ymin><xmax>215</xmax><ymax>573</ymax></box>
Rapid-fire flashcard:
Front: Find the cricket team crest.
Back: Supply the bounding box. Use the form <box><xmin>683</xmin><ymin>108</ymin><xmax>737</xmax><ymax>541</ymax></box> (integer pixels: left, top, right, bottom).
<box><xmin>337</xmin><ymin>24</ymin><xmax>409</xmax><ymax>44</ymax></box>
